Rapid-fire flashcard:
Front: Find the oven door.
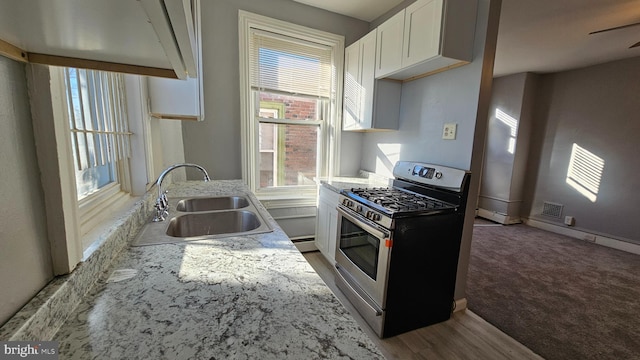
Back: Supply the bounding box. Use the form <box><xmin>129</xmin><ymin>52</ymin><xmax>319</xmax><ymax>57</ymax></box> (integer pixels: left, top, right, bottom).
<box><xmin>335</xmin><ymin>206</ymin><xmax>391</xmax><ymax>309</ymax></box>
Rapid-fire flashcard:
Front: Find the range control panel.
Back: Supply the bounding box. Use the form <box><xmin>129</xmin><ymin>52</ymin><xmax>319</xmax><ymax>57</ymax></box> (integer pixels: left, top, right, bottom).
<box><xmin>412</xmin><ymin>165</ymin><xmax>440</xmax><ymax>179</ymax></box>
<box><xmin>393</xmin><ymin>161</ymin><xmax>469</xmax><ymax>191</ymax></box>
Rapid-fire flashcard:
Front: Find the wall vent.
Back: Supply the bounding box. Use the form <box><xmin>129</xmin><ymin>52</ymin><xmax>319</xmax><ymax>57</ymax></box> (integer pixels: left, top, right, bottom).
<box><xmin>542</xmin><ymin>202</ymin><xmax>563</xmax><ymax>218</ymax></box>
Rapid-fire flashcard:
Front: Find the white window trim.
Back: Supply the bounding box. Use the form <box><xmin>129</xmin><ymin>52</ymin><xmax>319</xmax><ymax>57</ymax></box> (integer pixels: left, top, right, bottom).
<box><xmin>238</xmin><ymin>11</ymin><xmax>344</xmax><ymax>202</ymax></box>
<box><xmin>35</xmin><ymin>67</ymin><xmax>152</xmax><ymax>274</ymax></box>
<box><xmin>57</xmin><ymin>68</ymin><xmax>137</xmax><ymax>239</ymax></box>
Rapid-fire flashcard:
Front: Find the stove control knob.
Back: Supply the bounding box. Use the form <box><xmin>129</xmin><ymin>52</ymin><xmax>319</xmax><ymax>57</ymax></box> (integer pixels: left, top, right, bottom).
<box><xmin>435</xmin><ymin>171</ymin><xmax>443</xmax><ymax>179</ymax></box>
<box><xmin>365</xmin><ymin>211</ymin><xmax>372</xmax><ymax>219</ymax></box>
<box><xmin>355</xmin><ymin>205</ymin><xmax>363</xmax><ymax>212</ymax></box>
<box><xmin>372</xmin><ymin>213</ymin><xmax>381</xmax><ymax>221</ymax></box>
<box><xmin>342</xmin><ymin>199</ymin><xmax>353</xmax><ymax>207</ymax></box>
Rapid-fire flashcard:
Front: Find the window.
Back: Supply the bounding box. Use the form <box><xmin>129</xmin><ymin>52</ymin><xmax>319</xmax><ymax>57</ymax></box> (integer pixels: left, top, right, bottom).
<box><xmin>62</xmin><ymin>68</ymin><xmax>132</xmax><ymax>199</ymax></box>
<box><xmin>239</xmin><ymin>12</ymin><xmax>344</xmax><ymax>198</ymax></box>
<box><xmin>60</xmin><ymin>67</ymin><xmax>134</xmax><ymax>238</ymax></box>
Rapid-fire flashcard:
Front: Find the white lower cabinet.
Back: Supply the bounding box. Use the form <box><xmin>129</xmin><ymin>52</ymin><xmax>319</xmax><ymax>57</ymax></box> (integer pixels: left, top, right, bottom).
<box><xmin>315</xmin><ymin>185</ymin><xmax>340</xmax><ymax>263</ymax></box>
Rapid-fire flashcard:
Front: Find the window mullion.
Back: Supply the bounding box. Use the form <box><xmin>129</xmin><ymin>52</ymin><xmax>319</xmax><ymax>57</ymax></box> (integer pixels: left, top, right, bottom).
<box><xmin>257</xmin><ymin>117</ymin><xmax>322</xmax><ymax>126</ymax></box>
<box><xmin>91</xmin><ymin>71</ymin><xmax>107</xmax><ymax>167</ymax></box>
<box><xmin>75</xmin><ymin>69</ymin><xmax>92</xmax><ymax>170</ymax></box>
<box><xmin>87</xmin><ymin>70</ymin><xmax>102</xmax><ymax>169</ymax></box>
<box><xmin>64</xmin><ymin>69</ymin><xmax>83</xmax><ymax>171</ymax></box>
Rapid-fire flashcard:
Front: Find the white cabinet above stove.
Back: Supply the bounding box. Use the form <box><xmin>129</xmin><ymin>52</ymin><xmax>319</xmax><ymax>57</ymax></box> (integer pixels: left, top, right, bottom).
<box><xmin>0</xmin><ymin>0</ymin><xmax>198</xmax><ymax>80</ymax></box>
<box><xmin>375</xmin><ymin>0</ymin><xmax>478</xmax><ymax>81</ymax></box>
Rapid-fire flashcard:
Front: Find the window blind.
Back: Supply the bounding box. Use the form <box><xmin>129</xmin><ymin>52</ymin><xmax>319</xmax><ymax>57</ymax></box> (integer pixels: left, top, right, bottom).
<box><xmin>249</xmin><ymin>29</ymin><xmax>333</xmax><ymax>98</ymax></box>
<box><xmin>63</xmin><ymin>68</ymin><xmax>131</xmax><ymax>171</ymax></box>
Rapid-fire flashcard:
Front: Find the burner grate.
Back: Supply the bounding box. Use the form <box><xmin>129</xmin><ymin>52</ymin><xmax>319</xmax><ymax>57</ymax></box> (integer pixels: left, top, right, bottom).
<box><xmin>350</xmin><ymin>187</ymin><xmax>451</xmax><ymax>213</ymax></box>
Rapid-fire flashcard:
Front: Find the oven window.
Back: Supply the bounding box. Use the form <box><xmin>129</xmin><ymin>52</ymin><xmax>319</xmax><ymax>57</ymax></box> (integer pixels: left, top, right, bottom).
<box><xmin>339</xmin><ymin>217</ymin><xmax>380</xmax><ymax>280</ymax></box>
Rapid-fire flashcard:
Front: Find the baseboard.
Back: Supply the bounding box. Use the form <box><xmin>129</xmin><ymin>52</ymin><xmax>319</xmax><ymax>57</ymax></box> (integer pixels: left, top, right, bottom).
<box><xmin>525</xmin><ymin>218</ymin><xmax>640</xmax><ymax>256</ymax></box>
<box><xmin>292</xmin><ymin>238</ymin><xmax>318</xmax><ymax>253</ymax></box>
<box><xmin>477</xmin><ymin>208</ymin><xmax>522</xmax><ymax>225</ymax></box>
<box><xmin>454</xmin><ymin>298</ymin><xmax>467</xmax><ymax>313</ymax></box>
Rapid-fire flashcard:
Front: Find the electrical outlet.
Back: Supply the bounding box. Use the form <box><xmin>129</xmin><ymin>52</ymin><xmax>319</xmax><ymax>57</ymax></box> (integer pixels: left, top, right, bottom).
<box><xmin>443</xmin><ymin>123</ymin><xmax>457</xmax><ymax>140</ymax></box>
<box><xmin>564</xmin><ymin>216</ymin><xmax>575</xmax><ymax>226</ymax></box>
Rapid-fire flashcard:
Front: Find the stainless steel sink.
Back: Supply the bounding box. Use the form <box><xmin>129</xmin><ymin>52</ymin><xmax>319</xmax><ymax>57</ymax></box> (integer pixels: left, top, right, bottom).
<box><xmin>166</xmin><ymin>210</ymin><xmax>262</xmax><ymax>237</ymax></box>
<box><xmin>132</xmin><ymin>193</ymin><xmax>274</xmax><ymax>246</ymax></box>
<box><xmin>176</xmin><ymin>196</ymin><xmax>249</xmax><ymax>212</ymax></box>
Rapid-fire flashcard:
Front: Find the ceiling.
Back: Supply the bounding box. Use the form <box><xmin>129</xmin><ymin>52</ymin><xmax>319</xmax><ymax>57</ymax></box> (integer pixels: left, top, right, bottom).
<box><xmin>293</xmin><ymin>0</ymin><xmax>640</xmax><ymax>77</ymax></box>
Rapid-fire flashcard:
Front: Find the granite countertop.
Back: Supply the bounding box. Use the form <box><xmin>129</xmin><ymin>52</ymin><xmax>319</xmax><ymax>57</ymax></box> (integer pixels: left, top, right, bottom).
<box><xmin>53</xmin><ymin>180</ymin><xmax>384</xmax><ymax>359</ymax></box>
<box><xmin>318</xmin><ymin>172</ymin><xmax>391</xmax><ymax>193</ymax></box>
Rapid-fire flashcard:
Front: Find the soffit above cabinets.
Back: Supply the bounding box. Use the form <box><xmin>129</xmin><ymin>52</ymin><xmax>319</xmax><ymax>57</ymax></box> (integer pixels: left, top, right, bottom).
<box><xmin>0</xmin><ymin>0</ymin><xmax>197</xmax><ymax>79</ymax></box>
<box><xmin>291</xmin><ymin>0</ymin><xmax>404</xmax><ymax>22</ymax></box>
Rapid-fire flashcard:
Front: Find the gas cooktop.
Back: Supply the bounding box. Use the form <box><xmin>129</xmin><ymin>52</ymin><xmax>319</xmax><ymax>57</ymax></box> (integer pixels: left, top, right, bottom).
<box><xmin>343</xmin><ymin>187</ymin><xmax>455</xmax><ymax>216</ymax></box>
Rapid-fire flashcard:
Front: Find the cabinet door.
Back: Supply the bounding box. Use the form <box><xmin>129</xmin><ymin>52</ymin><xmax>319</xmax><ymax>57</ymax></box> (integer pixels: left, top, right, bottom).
<box><xmin>402</xmin><ymin>0</ymin><xmax>443</xmax><ymax>68</ymax></box>
<box><xmin>375</xmin><ymin>10</ymin><xmax>405</xmax><ymax>79</ymax></box>
<box><xmin>315</xmin><ymin>186</ymin><xmax>340</xmax><ymax>262</ymax></box>
<box><xmin>326</xmin><ymin>206</ymin><xmax>339</xmax><ymax>263</ymax></box>
<box><xmin>342</xmin><ymin>41</ymin><xmax>362</xmax><ymax>130</ymax></box>
<box><xmin>359</xmin><ymin>30</ymin><xmax>377</xmax><ymax>129</ymax></box>
<box><xmin>314</xmin><ymin>198</ymin><xmax>330</xmax><ymax>255</ymax></box>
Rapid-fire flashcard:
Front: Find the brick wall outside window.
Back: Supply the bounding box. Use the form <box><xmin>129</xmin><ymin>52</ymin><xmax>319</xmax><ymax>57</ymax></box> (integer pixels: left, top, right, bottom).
<box><xmin>259</xmin><ymin>93</ymin><xmax>318</xmax><ymax>186</ymax></box>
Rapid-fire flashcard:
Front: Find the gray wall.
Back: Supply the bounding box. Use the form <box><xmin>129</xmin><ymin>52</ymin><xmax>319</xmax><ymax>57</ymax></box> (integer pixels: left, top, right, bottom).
<box><xmin>182</xmin><ymin>0</ymin><xmax>370</xmax><ymax>180</ymax></box>
<box><xmin>359</xmin><ymin>0</ymin><xmax>496</xmax><ymax>174</ymax></box>
<box><xmin>479</xmin><ymin>72</ymin><xmax>537</xmax><ymax>219</ymax></box>
<box><xmin>0</xmin><ymin>57</ymin><xmax>53</xmax><ymax>325</ymax></box>
<box><xmin>523</xmin><ymin>57</ymin><xmax>640</xmax><ymax>242</ymax></box>
<box><xmin>360</xmin><ymin>0</ymin><xmax>501</xmax><ymax>299</ymax></box>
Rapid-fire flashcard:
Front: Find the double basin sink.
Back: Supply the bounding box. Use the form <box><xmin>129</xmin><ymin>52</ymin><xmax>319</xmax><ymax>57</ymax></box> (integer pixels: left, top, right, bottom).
<box><xmin>133</xmin><ymin>193</ymin><xmax>273</xmax><ymax>246</ymax></box>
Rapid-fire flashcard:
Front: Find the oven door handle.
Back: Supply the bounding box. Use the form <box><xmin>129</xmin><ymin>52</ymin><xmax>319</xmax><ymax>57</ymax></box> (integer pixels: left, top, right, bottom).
<box><xmin>337</xmin><ymin>206</ymin><xmax>389</xmax><ymax>240</ymax></box>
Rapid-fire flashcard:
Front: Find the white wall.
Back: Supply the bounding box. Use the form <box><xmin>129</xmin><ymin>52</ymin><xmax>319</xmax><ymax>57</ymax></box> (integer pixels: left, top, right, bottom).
<box><xmin>0</xmin><ymin>57</ymin><xmax>53</xmax><ymax>325</ymax></box>
<box><xmin>180</xmin><ymin>0</ymin><xmax>370</xmax><ymax>180</ymax></box>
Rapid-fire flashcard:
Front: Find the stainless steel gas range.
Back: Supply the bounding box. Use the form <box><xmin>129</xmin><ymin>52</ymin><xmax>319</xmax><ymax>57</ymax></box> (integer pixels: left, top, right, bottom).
<box><xmin>334</xmin><ymin>161</ymin><xmax>471</xmax><ymax>338</ymax></box>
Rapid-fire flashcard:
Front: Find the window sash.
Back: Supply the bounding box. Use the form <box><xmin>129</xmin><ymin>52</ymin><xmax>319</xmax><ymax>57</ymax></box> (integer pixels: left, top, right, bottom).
<box><xmin>249</xmin><ymin>28</ymin><xmax>334</xmax><ymax>98</ymax></box>
<box><xmin>63</xmin><ymin>68</ymin><xmax>132</xmax><ymax>172</ymax></box>
<box><xmin>62</xmin><ymin>68</ymin><xmax>133</xmax><ymax>200</ymax></box>
<box><xmin>253</xmin><ymin>88</ymin><xmax>325</xmax><ymax>191</ymax></box>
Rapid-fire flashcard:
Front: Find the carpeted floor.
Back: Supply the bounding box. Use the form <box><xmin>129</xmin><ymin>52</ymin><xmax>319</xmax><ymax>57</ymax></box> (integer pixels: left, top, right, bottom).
<box><xmin>467</xmin><ymin>222</ymin><xmax>640</xmax><ymax>360</ymax></box>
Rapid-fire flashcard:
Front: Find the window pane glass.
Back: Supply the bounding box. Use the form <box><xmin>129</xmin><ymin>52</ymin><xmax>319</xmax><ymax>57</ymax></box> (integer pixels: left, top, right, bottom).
<box><xmin>258</xmin><ymin>92</ymin><xmax>323</xmax><ymax>121</ymax></box>
<box><xmin>76</xmin><ymin>162</ymin><xmax>116</xmax><ymax>200</ymax></box>
<box><xmin>258</xmin><ymin>122</ymin><xmax>318</xmax><ymax>188</ymax></box>
<box><xmin>63</xmin><ymin>68</ymin><xmax>127</xmax><ymax>199</ymax></box>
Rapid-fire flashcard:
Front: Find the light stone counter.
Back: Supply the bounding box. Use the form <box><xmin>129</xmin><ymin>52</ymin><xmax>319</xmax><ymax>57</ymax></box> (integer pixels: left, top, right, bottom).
<box><xmin>53</xmin><ymin>180</ymin><xmax>385</xmax><ymax>359</ymax></box>
<box><xmin>318</xmin><ymin>172</ymin><xmax>391</xmax><ymax>194</ymax></box>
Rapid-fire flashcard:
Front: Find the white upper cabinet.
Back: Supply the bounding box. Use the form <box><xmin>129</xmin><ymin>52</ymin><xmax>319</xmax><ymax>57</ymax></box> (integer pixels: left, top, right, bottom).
<box><xmin>402</xmin><ymin>0</ymin><xmax>443</xmax><ymax>68</ymax></box>
<box><xmin>375</xmin><ymin>0</ymin><xmax>477</xmax><ymax>81</ymax></box>
<box><xmin>0</xmin><ymin>0</ymin><xmax>198</xmax><ymax>79</ymax></box>
<box><xmin>147</xmin><ymin>0</ymin><xmax>204</xmax><ymax>121</ymax></box>
<box><xmin>374</xmin><ymin>11</ymin><xmax>405</xmax><ymax>79</ymax></box>
<box><xmin>343</xmin><ymin>40</ymin><xmax>361</xmax><ymax>130</ymax></box>
<box><xmin>344</xmin><ymin>30</ymin><xmax>401</xmax><ymax>131</ymax></box>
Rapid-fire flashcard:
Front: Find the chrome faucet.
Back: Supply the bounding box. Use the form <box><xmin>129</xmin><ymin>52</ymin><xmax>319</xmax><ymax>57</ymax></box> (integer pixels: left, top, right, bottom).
<box><xmin>153</xmin><ymin>163</ymin><xmax>211</xmax><ymax>222</ymax></box>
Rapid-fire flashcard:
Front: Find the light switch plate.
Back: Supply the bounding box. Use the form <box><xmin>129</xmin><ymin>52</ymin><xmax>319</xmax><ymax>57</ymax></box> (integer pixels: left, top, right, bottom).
<box><xmin>443</xmin><ymin>123</ymin><xmax>457</xmax><ymax>140</ymax></box>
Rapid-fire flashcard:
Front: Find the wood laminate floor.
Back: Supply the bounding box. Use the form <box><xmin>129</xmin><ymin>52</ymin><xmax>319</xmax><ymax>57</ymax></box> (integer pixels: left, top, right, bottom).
<box><xmin>303</xmin><ymin>251</ymin><xmax>544</xmax><ymax>360</ymax></box>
